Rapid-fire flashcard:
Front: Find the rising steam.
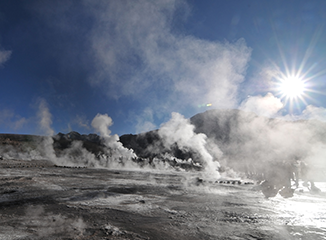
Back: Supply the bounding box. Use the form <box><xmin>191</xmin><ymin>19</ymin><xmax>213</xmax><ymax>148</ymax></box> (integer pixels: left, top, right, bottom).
<box><xmin>91</xmin><ymin>113</ymin><xmax>137</xmax><ymax>167</ymax></box>
<box><xmin>0</xmin><ymin>101</ymin><xmax>138</xmax><ymax>169</ymax></box>
<box><xmin>158</xmin><ymin>112</ymin><xmax>221</xmax><ymax>178</ymax></box>
<box><xmin>37</xmin><ymin>99</ymin><xmax>56</xmax><ymax>161</ymax></box>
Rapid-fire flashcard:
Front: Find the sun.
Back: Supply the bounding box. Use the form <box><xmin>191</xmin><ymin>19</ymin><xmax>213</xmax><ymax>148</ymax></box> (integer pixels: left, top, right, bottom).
<box><xmin>271</xmin><ymin>68</ymin><xmax>317</xmax><ymax>114</ymax></box>
<box><xmin>272</xmin><ymin>69</ymin><xmax>313</xmax><ymax>113</ymax></box>
<box><xmin>279</xmin><ymin>75</ymin><xmax>306</xmax><ymax>99</ymax></box>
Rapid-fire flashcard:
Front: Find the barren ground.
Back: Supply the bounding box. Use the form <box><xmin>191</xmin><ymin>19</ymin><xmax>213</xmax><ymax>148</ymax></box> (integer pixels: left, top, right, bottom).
<box><xmin>0</xmin><ymin>158</ymin><xmax>325</xmax><ymax>240</ymax></box>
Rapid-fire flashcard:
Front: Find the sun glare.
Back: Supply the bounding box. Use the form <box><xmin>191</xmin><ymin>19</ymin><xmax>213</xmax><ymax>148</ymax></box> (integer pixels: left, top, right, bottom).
<box><xmin>279</xmin><ymin>76</ymin><xmax>306</xmax><ymax>99</ymax></box>
<box><xmin>273</xmin><ymin>69</ymin><xmax>313</xmax><ymax>113</ymax></box>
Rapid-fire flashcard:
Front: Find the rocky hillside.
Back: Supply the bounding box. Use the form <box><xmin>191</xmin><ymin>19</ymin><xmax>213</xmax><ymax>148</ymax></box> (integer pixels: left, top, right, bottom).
<box><xmin>0</xmin><ymin>132</ymin><xmax>104</xmax><ymax>162</ymax></box>
<box><xmin>1</xmin><ymin>109</ymin><xmax>326</xmax><ymax>178</ymax></box>
<box><xmin>120</xmin><ymin>109</ymin><xmax>326</xmax><ymax>179</ymax></box>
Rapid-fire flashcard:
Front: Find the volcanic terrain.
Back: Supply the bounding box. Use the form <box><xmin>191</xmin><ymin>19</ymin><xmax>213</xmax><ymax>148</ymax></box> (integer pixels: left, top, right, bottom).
<box><xmin>1</xmin><ymin>109</ymin><xmax>326</xmax><ymax>239</ymax></box>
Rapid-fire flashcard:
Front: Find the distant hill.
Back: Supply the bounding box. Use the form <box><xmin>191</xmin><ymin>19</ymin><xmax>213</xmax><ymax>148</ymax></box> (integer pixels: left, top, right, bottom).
<box><xmin>120</xmin><ymin>109</ymin><xmax>326</xmax><ymax>179</ymax></box>
<box><xmin>0</xmin><ymin>131</ymin><xmax>105</xmax><ymax>161</ymax></box>
<box><xmin>121</xmin><ymin>109</ymin><xmax>289</xmax><ymax>160</ymax></box>
<box><xmin>1</xmin><ymin>109</ymin><xmax>326</xmax><ymax>179</ymax></box>
<box><xmin>53</xmin><ymin>131</ymin><xmax>104</xmax><ymax>155</ymax></box>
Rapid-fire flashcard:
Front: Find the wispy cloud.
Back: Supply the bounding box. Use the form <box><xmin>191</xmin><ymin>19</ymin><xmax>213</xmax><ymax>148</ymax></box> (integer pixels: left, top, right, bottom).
<box><xmin>87</xmin><ymin>0</ymin><xmax>251</xmax><ymax>111</ymax></box>
<box><xmin>0</xmin><ymin>49</ymin><xmax>11</xmax><ymax>65</ymax></box>
<box><xmin>0</xmin><ymin>109</ymin><xmax>27</xmax><ymax>132</ymax></box>
<box><xmin>26</xmin><ymin>0</ymin><xmax>252</xmax><ymax>132</ymax></box>
<box><xmin>133</xmin><ymin>108</ymin><xmax>157</xmax><ymax>134</ymax></box>
<box><xmin>73</xmin><ymin>114</ymin><xmax>91</xmax><ymax>130</ymax></box>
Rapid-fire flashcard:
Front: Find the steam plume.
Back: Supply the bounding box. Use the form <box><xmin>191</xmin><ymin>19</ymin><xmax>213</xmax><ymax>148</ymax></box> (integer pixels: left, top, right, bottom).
<box><xmin>91</xmin><ymin>113</ymin><xmax>137</xmax><ymax>166</ymax></box>
<box><xmin>158</xmin><ymin>112</ymin><xmax>221</xmax><ymax>178</ymax></box>
<box><xmin>37</xmin><ymin>99</ymin><xmax>56</xmax><ymax>161</ymax></box>
<box><xmin>37</xmin><ymin>99</ymin><xmax>54</xmax><ymax>136</ymax></box>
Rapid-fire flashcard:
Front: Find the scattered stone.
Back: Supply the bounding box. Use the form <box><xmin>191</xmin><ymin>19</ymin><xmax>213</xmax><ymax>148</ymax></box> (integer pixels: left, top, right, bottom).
<box><xmin>104</xmin><ymin>224</ymin><xmax>125</xmax><ymax>236</ymax></box>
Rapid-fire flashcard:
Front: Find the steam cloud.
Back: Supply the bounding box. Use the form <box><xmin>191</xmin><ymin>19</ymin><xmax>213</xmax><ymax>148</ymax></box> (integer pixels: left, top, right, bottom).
<box><xmin>91</xmin><ymin>113</ymin><xmax>137</xmax><ymax>167</ymax></box>
<box><xmin>50</xmin><ymin>113</ymin><xmax>137</xmax><ymax>168</ymax></box>
<box><xmin>1</xmin><ymin>0</ymin><xmax>326</xmax><ymax>182</ymax></box>
<box><xmin>239</xmin><ymin>93</ymin><xmax>284</xmax><ymax>118</ymax></box>
<box><xmin>204</xmin><ymin>108</ymin><xmax>326</xmax><ymax>181</ymax></box>
<box><xmin>158</xmin><ymin>112</ymin><xmax>221</xmax><ymax>178</ymax></box>
<box><xmin>85</xmin><ymin>0</ymin><xmax>251</xmax><ymax>128</ymax></box>
<box><xmin>37</xmin><ymin>99</ymin><xmax>56</xmax><ymax>161</ymax></box>
<box><xmin>0</xmin><ymin>101</ymin><xmax>138</xmax><ymax>168</ymax></box>
<box><xmin>38</xmin><ymin>109</ymin><xmax>137</xmax><ymax>168</ymax></box>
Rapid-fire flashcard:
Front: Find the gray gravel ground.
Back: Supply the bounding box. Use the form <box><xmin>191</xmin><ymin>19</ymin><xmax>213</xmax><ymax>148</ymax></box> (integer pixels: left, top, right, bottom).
<box><xmin>0</xmin><ymin>159</ymin><xmax>325</xmax><ymax>240</ymax></box>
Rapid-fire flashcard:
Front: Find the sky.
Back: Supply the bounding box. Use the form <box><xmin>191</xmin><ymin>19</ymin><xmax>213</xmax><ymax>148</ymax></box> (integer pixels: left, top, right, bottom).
<box><xmin>1</xmin><ymin>0</ymin><xmax>326</xmax><ymax>136</ymax></box>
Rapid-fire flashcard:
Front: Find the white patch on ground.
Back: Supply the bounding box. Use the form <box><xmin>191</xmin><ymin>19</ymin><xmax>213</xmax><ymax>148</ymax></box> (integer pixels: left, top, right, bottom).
<box><xmin>33</xmin><ymin>179</ymin><xmax>65</xmax><ymax>191</ymax></box>
<box><xmin>69</xmin><ymin>194</ymin><xmax>166</xmax><ymax>215</ymax></box>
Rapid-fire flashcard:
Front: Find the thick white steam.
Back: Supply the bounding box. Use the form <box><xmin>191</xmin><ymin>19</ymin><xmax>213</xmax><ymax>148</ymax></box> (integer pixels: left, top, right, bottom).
<box><xmin>52</xmin><ymin>113</ymin><xmax>137</xmax><ymax>167</ymax></box>
<box><xmin>158</xmin><ymin>112</ymin><xmax>221</xmax><ymax>178</ymax></box>
<box><xmin>91</xmin><ymin>113</ymin><xmax>137</xmax><ymax>166</ymax></box>
<box><xmin>239</xmin><ymin>93</ymin><xmax>284</xmax><ymax>118</ymax></box>
<box><xmin>91</xmin><ymin>113</ymin><xmax>113</xmax><ymax>138</ymax></box>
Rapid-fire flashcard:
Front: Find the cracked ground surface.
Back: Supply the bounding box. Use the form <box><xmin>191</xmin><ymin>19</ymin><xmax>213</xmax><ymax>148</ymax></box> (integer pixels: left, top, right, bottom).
<box><xmin>0</xmin><ymin>159</ymin><xmax>326</xmax><ymax>239</ymax></box>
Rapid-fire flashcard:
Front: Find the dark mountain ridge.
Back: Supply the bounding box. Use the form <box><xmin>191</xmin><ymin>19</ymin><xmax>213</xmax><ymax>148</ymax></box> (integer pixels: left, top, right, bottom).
<box><xmin>1</xmin><ymin>109</ymin><xmax>326</xmax><ymax>178</ymax></box>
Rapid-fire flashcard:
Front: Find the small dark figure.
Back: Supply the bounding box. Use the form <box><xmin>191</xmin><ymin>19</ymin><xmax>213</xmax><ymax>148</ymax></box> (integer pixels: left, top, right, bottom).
<box><xmin>260</xmin><ymin>180</ymin><xmax>279</xmax><ymax>198</ymax></box>
<box><xmin>260</xmin><ymin>161</ymin><xmax>295</xmax><ymax>198</ymax></box>
<box><xmin>279</xmin><ymin>187</ymin><xmax>295</xmax><ymax>198</ymax></box>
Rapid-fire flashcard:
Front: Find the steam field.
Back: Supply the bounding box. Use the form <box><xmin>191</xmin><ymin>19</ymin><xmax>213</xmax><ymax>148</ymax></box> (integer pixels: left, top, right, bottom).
<box><xmin>1</xmin><ymin>158</ymin><xmax>326</xmax><ymax>240</ymax></box>
<box><xmin>2</xmin><ymin>1</ymin><xmax>326</xmax><ymax>239</ymax></box>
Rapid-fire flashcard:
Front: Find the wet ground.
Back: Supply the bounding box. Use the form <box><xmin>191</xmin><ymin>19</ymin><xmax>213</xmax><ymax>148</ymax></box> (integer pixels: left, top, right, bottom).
<box><xmin>0</xmin><ymin>159</ymin><xmax>326</xmax><ymax>239</ymax></box>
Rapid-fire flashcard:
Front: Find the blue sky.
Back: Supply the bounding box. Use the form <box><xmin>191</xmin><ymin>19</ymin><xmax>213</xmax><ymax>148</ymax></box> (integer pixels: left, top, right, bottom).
<box><xmin>1</xmin><ymin>0</ymin><xmax>326</xmax><ymax>136</ymax></box>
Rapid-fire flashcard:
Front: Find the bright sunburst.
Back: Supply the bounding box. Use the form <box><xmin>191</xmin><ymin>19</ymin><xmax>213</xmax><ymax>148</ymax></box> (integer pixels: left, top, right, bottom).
<box><xmin>267</xmin><ymin>27</ymin><xmax>326</xmax><ymax>113</ymax></box>
<box><xmin>272</xmin><ymin>58</ymin><xmax>326</xmax><ymax>113</ymax></box>
<box><xmin>272</xmin><ymin>69</ymin><xmax>313</xmax><ymax>113</ymax></box>
<box><xmin>279</xmin><ymin>75</ymin><xmax>306</xmax><ymax>99</ymax></box>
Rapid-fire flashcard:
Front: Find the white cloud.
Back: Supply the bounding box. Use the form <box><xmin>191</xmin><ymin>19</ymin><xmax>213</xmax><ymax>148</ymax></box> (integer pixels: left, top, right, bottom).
<box><xmin>301</xmin><ymin>105</ymin><xmax>326</xmax><ymax>122</ymax></box>
<box><xmin>87</xmin><ymin>0</ymin><xmax>251</xmax><ymax>110</ymax></box>
<box><xmin>239</xmin><ymin>92</ymin><xmax>284</xmax><ymax>117</ymax></box>
<box><xmin>0</xmin><ymin>49</ymin><xmax>11</xmax><ymax>65</ymax></box>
